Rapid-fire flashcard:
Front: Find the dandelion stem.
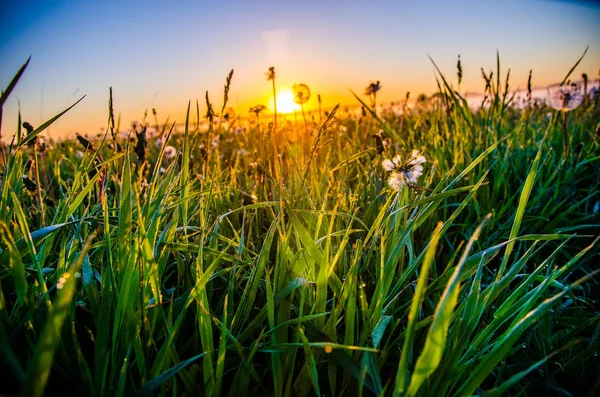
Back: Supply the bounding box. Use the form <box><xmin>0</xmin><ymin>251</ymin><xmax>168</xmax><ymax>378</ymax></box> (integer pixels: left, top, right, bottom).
<box><xmin>33</xmin><ymin>143</ymin><xmax>45</xmax><ymax>225</ymax></box>
<box><xmin>271</xmin><ymin>79</ymin><xmax>277</xmax><ymax>126</ymax></box>
<box><xmin>562</xmin><ymin>110</ymin><xmax>568</xmax><ymax>159</ymax></box>
<box><xmin>301</xmin><ymin>102</ymin><xmax>308</xmax><ymax>147</ymax></box>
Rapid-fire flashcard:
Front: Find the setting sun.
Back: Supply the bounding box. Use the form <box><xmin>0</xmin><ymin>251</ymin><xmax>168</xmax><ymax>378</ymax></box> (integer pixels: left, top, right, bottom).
<box><xmin>271</xmin><ymin>89</ymin><xmax>301</xmax><ymax>114</ymax></box>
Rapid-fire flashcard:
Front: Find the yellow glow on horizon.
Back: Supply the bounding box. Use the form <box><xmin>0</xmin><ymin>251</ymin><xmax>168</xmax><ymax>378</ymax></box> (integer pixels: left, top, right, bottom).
<box><xmin>271</xmin><ymin>89</ymin><xmax>301</xmax><ymax>114</ymax></box>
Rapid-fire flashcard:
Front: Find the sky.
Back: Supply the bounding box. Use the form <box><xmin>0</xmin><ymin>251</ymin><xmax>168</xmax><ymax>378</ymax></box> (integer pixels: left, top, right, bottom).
<box><xmin>1</xmin><ymin>0</ymin><xmax>599</xmax><ymax>139</ymax></box>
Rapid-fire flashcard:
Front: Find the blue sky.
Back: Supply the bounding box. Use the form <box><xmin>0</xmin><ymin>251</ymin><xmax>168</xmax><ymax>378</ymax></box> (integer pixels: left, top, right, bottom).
<box><xmin>1</xmin><ymin>0</ymin><xmax>599</xmax><ymax>138</ymax></box>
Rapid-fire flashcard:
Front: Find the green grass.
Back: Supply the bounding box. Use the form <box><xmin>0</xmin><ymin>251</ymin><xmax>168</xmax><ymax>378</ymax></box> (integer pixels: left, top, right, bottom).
<box><xmin>0</xmin><ymin>55</ymin><xmax>599</xmax><ymax>397</ymax></box>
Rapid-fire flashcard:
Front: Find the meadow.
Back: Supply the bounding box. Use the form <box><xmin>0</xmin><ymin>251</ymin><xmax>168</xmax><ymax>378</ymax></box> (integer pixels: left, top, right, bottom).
<box><xmin>0</xmin><ymin>54</ymin><xmax>599</xmax><ymax>397</ymax></box>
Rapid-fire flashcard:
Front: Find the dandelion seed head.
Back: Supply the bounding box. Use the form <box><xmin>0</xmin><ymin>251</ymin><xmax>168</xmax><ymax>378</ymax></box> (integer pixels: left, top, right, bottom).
<box><xmin>292</xmin><ymin>83</ymin><xmax>311</xmax><ymax>105</ymax></box>
<box><xmin>548</xmin><ymin>83</ymin><xmax>583</xmax><ymax>112</ymax></box>
<box><xmin>365</xmin><ymin>81</ymin><xmax>381</xmax><ymax>96</ymax></box>
<box><xmin>387</xmin><ymin>172</ymin><xmax>406</xmax><ymax>191</ymax></box>
<box><xmin>382</xmin><ymin>149</ymin><xmax>426</xmax><ymax>191</ymax></box>
<box><xmin>163</xmin><ymin>145</ymin><xmax>177</xmax><ymax>160</ymax></box>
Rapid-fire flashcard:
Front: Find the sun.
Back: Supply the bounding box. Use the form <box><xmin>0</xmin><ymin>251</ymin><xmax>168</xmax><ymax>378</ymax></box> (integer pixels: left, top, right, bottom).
<box><xmin>271</xmin><ymin>89</ymin><xmax>301</xmax><ymax>114</ymax></box>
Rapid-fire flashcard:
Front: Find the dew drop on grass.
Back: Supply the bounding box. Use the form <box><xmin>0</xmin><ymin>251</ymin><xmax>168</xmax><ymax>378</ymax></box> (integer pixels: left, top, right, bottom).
<box><xmin>522</xmin><ymin>344</ymin><xmax>527</xmax><ymax>348</ymax></box>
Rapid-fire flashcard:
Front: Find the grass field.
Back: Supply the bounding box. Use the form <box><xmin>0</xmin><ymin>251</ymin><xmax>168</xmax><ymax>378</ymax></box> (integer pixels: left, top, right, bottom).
<box><xmin>0</xmin><ymin>55</ymin><xmax>599</xmax><ymax>397</ymax></box>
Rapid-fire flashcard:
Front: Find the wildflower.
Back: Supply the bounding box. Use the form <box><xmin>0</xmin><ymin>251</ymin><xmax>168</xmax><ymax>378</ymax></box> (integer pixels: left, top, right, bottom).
<box><xmin>134</xmin><ymin>125</ymin><xmax>148</xmax><ymax>163</ymax></box>
<box><xmin>211</xmin><ymin>135</ymin><xmax>219</xmax><ymax>149</ymax></box>
<box><xmin>163</xmin><ymin>145</ymin><xmax>177</xmax><ymax>160</ymax></box>
<box><xmin>76</xmin><ymin>133</ymin><xmax>94</xmax><ymax>150</ymax></box>
<box><xmin>372</xmin><ymin>130</ymin><xmax>385</xmax><ymax>154</ymax></box>
<box><xmin>249</xmin><ymin>105</ymin><xmax>267</xmax><ymax>115</ymax></box>
<box><xmin>22</xmin><ymin>122</ymin><xmax>39</xmax><ymax>147</ymax></box>
<box><xmin>457</xmin><ymin>54</ymin><xmax>463</xmax><ymax>87</ymax></box>
<box><xmin>22</xmin><ymin>175</ymin><xmax>37</xmax><ymax>192</ymax></box>
<box><xmin>547</xmin><ymin>82</ymin><xmax>583</xmax><ymax>158</ymax></box>
<box><xmin>223</xmin><ymin>107</ymin><xmax>236</xmax><ymax>121</ymax></box>
<box><xmin>365</xmin><ymin>81</ymin><xmax>381</xmax><ymax>96</ymax></box>
<box><xmin>266</xmin><ymin>67</ymin><xmax>277</xmax><ymax>125</ymax></box>
<box><xmin>75</xmin><ymin>150</ymin><xmax>85</xmax><ymax>159</ymax></box>
<box><xmin>547</xmin><ymin>83</ymin><xmax>583</xmax><ymax>112</ymax></box>
<box><xmin>293</xmin><ymin>83</ymin><xmax>311</xmax><ymax>105</ymax></box>
<box><xmin>382</xmin><ymin>150</ymin><xmax>426</xmax><ymax>191</ymax></box>
<box><xmin>265</xmin><ymin>66</ymin><xmax>276</xmax><ymax>81</ymax></box>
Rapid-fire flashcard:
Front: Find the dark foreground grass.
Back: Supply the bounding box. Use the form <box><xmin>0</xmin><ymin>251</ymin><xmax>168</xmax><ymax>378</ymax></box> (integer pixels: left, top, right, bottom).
<box><xmin>0</xmin><ymin>55</ymin><xmax>599</xmax><ymax>397</ymax></box>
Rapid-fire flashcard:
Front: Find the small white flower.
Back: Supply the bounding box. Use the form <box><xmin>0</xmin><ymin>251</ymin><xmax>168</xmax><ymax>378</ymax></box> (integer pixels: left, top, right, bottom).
<box><xmin>548</xmin><ymin>83</ymin><xmax>583</xmax><ymax>112</ymax></box>
<box><xmin>387</xmin><ymin>172</ymin><xmax>406</xmax><ymax>191</ymax></box>
<box><xmin>382</xmin><ymin>149</ymin><xmax>426</xmax><ymax>191</ymax></box>
<box><xmin>75</xmin><ymin>150</ymin><xmax>85</xmax><ymax>159</ymax></box>
<box><xmin>382</xmin><ymin>154</ymin><xmax>402</xmax><ymax>172</ymax></box>
<box><xmin>163</xmin><ymin>145</ymin><xmax>177</xmax><ymax>160</ymax></box>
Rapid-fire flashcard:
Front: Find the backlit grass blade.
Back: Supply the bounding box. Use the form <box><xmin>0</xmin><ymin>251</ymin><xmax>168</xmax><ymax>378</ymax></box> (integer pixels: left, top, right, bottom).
<box><xmin>22</xmin><ymin>231</ymin><xmax>96</xmax><ymax>397</ymax></box>
<box><xmin>0</xmin><ymin>56</ymin><xmax>30</xmax><ymax>109</ymax></box>
<box><xmin>136</xmin><ymin>351</ymin><xmax>211</xmax><ymax>397</ymax></box>
<box><xmin>498</xmin><ymin>131</ymin><xmax>546</xmax><ymax>278</ymax></box>
<box><xmin>0</xmin><ymin>221</ymin><xmax>28</xmax><ymax>304</ymax></box>
<box><xmin>394</xmin><ymin>222</ymin><xmax>443</xmax><ymax>396</ymax></box>
<box><xmin>455</xmin><ymin>269</ymin><xmax>600</xmax><ymax>396</ymax></box>
<box><xmin>19</xmin><ymin>95</ymin><xmax>86</xmax><ymax>148</ymax></box>
<box><xmin>406</xmin><ymin>214</ymin><xmax>491</xmax><ymax>397</ymax></box>
<box><xmin>299</xmin><ymin>327</ymin><xmax>322</xmax><ymax>397</ymax></box>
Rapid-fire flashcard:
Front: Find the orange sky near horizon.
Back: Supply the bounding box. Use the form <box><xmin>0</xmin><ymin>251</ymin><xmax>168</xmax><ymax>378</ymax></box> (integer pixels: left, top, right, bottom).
<box><xmin>1</xmin><ymin>0</ymin><xmax>599</xmax><ymax>140</ymax></box>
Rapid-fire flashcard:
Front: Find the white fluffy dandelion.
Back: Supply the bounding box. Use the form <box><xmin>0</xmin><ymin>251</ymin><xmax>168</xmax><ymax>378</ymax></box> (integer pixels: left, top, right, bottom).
<box><xmin>163</xmin><ymin>145</ymin><xmax>177</xmax><ymax>160</ymax></box>
<box><xmin>382</xmin><ymin>149</ymin><xmax>426</xmax><ymax>191</ymax></box>
<box><xmin>548</xmin><ymin>83</ymin><xmax>583</xmax><ymax>112</ymax></box>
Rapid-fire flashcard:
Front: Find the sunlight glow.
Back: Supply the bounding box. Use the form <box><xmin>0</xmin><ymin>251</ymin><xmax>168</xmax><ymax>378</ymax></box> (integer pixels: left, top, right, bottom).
<box><xmin>271</xmin><ymin>89</ymin><xmax>301</xmax><ymax>114</ymax></box>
